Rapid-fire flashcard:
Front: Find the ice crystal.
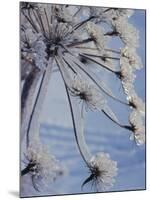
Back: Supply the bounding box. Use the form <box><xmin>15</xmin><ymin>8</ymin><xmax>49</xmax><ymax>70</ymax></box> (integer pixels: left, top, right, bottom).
<box><xmin>112</xmin><ymin>17</ymin><xmax>139</xmax><ymax>48</ymax></box>
<box><xmin>70</xmin><ymin>75</ymin><xmax>106</xmax><ymax>111</ymax></box>
<box><xmin>129</xmin><ymin>110</ymin><xmax>145</xmax><ymax>145</ymax></box>
<box><xmin>83</xmin><ymin>152</ymin><xmax>118</xmax><ymax>191</ymax></box>
<box><xmin>22</xmin><ymin>139</ymin><xmax>65</xmax><ymax>191</ymax></box>
<box><xmin>121</xmin><ymin>46</ymin><xmax>143</xmax><ymax>70</ymax></box>
<box><xmin>128</xmin><ymin>93</ymin><xmax>145</xmax><ymax>115</ymax></box>
<box><xmin>86</xmin><ymin>22</ymin><xmax>106</xmax><ymax>52</ymax></box>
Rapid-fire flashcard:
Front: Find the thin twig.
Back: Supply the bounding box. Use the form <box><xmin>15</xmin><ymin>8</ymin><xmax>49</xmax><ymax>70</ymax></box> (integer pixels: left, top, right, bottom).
<box><xmin>102</xmin><ymin>110</ymin><xmax>132</xmax><ymax>131</ymax></box>
<box><xmin>81</xmin><ymin>52</ymin><xmax>120</xmax><ymax>60</ymax></box>
<box><xmin>79</xmin><ymin>53</ymin><xmax>118</xmax><ymax>74</ymax></box>
<box><xmin>67</xmin><ymin>38</ymin><xmax>93</xmax><ymax>48</ymax></box>
<box><xmin>63</xmin><ymin>50</ymin><xmax>129</xmax><ymax>106</ymax></box>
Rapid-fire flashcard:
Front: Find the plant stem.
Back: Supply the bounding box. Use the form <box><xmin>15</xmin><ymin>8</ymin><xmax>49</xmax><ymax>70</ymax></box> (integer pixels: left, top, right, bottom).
<box><xmin>21</xmin><ymin>67</ymin><xmax>42</xmax><ymax>143</ymax></box>
<box><xmin>79</xmin><ymin>53</ymin><xmax>118</xmax><ymax>74</ymax></box>
<box><xmin>67</xmin><ymin>38</ymin><xmax>93</xmax><ymax>48</ymax></box>
<box><xmin>55</xmin><ymin>56</ymin><xmax>92</xmax><ymax>166</ymax></box>
<box><xmin>26</xmin><ymin>58</ymin><xmax>54</xmax><ymax>147</ymax></box>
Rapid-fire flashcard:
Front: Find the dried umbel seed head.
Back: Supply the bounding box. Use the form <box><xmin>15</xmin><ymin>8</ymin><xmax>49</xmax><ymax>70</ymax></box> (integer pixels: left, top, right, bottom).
<box><xmin>86</xmin><ymin>22</ymin><xmax>106</xmax><ymax>52</ymax></box>
<box><xmin>129</xmin><ymin>110</ymin><xmax>145</xmax><ymax>145</ymax></box>
<box><xmin>128</xmin><ymin>93</ymin><xmax>145</xmax><ymax>115</ymax></box>
<box><xmin>70</xmin><ymin>75</ymin><xmax>106</xmax><ymax>111</ymax></box>
<box><xmin>21</xmin><ymin>2</ymin><xmax>38</xmax><ymax>10</ymax></box>
<box><xmin>21</xmin><ymin>141</ymin><xmax>66</xmax><ymax>191</ymax></box>
<box><xmin>112</xmin><ymin>17</ymin><xmax>139</xmax><ymax>48</ymax></box>
<box><xmin>121</xmin><ymin>46</ymin><xmax>142</xmax><ymax>70</ymax></box>
<box><xmin>82</xmin><ymin>152</ymin><xmax>118</xmax><ymax>191</ymax></box>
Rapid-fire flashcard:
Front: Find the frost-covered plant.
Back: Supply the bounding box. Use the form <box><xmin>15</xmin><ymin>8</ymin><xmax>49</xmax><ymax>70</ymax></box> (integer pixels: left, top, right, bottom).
<box><xmin>20</xmin><ymin>2</ymin><xmax>145</xmax><ymax>193</ymax></box>
<box><xmin>70</xmin><ymin>75</ymin><xmax>107</xmax><ymax>111</ymax></box>
<box><xmin>21</xmin><ymin>138</ymin><xmax>65</xmax><ymax>191</ymax></box>
<box><xmin>82</xmin><ymin>152</ymin><xmax>118</xmax><ymax>191</ymax></box>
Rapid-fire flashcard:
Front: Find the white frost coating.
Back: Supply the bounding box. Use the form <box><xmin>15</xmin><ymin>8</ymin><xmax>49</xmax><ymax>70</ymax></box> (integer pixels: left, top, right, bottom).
<box><xmin>121</xmin><ymin>46</ymin><xmax>143</xmax><ymax>70</ymax></box>
<box><xmin>65</xmin><ymin>52</ymin><xmax>128</xmax><ymax>109</ymax></box>
<box><xmin>27</xmin><ymin>141</ymin><xmax>63</xmax><ymax>179</ymax></box>
<box><xmin>89</xmin><ymin>152</ymin><xmax>118</xmax><ymax>191</ymax></box>
<box><xmin>113</xmin><ymin>9</ymin><xmax>134</xmax><ymax>18</ymax></box>
<box><xmin>32</xmin><ymin>40</ymin><xmax>47</xmax><ymax>70</ymax></box>
<box><xmin>129</xmin><ymin>127</ymin><xmax>145</xmax><ymax>146</ymax></box>
<box><xmin>21</xmin><ymin>70</ymin><xmax>42</xmax><ymax>143</ymax></box>
<box><xmin>54</xmin><ymin>5</ymin><xmax>73</xmax><ymax>23</ymax></box>
<box><xmin>24</xmin><ymin>138</ymin><xmax>65</xmax><ymax>188</ymax></box>
<box><xmin>128</xmin><ymin>93</ymin><xmax>145</xmax><ymax>115</ymax></box>
<box><xmin>129</xmin><ymin>110</ymin><xmax>143</xmax><ymax>127</ymax></box>
<box><xmin>69</xmin><ymin>93</ymin><xmax>92</xmax><ymax>163</ymax></box>
<box><xmin>129</xmin><ymin>110</ymin><xmax>145</xmax><ymax>145</ymax></box>
<box><xmin>112</xmin><ymin>17</ymin><xmax>139</xmax><ymax>48</ymax></box>
<box><xmin>89</xmin><ymin>7</ymin><xmax>106</xmax><ymax>17</ymax></box>
<box><xmin>70</xmin><ymin>74</ymin><xmax>119</xmax><ymax>124</ymax></box>
<box><xmin>70</xmin><ymin>75</ymin><xmax>107</xmax><ymax>111</ymax></box>
<box><xmin>86</xmin><ymin>22</ymin><xmax>106</xmax><ymax>51</ymax></box>
<box><xmin>108</xmin><ymin>9</ymin><xmax>134</xmax><ymax>20</ymax></box>
<box><xmin>27</xmin><ymin>58</ymin><xmax>53</xmax><ymax>146</ymax></box>
<box><xmin>120</xmin><ymin>56</ymin><xmax>135</xmax><ymax>96</ymax></box>
<box><xmin>20</xmin><ymin>4</ymin><xmax>145</xmax><ymax>194</ymax></box>
<box><xmin>56</xmin><ymin>51</ymin><xmax>75</xmax><ymax>87</ymax></box>
<box><xmin>21</xmin><ymin>30</ymin><xmax>47</xmax><ymax>70</ymax></box>
<box><xmin>64</xmin><ymin>53</ymin><xmax>117</xmax><ymax>99</ymax></box>
<box><xmin>120</xmin><ymin>57</ymin><xmax>135</xmax><ymax>83</ymax></box>
<box><xmin>23</xmin><ymin>28</ymin><xmax>41</xmax><ymax>45</ymax></box>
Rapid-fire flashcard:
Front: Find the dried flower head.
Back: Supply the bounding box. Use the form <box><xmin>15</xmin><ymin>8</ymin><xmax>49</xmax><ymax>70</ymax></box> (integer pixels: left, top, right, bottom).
<box><xmin>128</xmin><ymin>93</ymin><xmax>145</xmax><ymax>115</ymax></box>
<box><xmin>129</xmin><ymin>110</ymin><xmax>145</xmax><ymax>145</ymax></box>
<box><xmin>22</xmin><ymin>141</ymin><xmax>65</xmax><ymax>191</ymax></box>
<box><xmin>86</xmin><ymin>22</ymin><xmax>106</xmax><ymax>52</ymax></box>
<box><xmin>70</xmin><ymin>75</ymin><xmax>107</xmax><ymax>111</ymax></box>
<box><xmin>112</xmin><ymin>17</ymin><xmax>139</xmax><ymax>48</ymax></box>
<box><xmin>82</xmin><ymin>152</ymin><xmax>118</xmax><ymax>191</ymax></box>
<box><xmin>121</xmin><ymin>46</ymin><xmax>142</xmax><ymax>70</ymax></box>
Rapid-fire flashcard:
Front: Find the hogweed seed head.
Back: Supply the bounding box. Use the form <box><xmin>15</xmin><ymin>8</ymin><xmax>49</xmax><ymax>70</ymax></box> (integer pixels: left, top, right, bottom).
<box><xmin>82</xmin><ymin>152</ymin><xmax>118</xmax><ymax>191</ymax></box>
<box><xmin>70</xmin><ymin>75</ymin><xmax>107</xmax><ymax>111</ymax></box>
<box><xmin>112</xmin><ymin>17</ymin><xmax>139</xmax><ymax>48</ymax></box>
<box><xmin>129</xmin><ymin>110</ymin><xmax>145</xmax><ymax>145</ymax></box>
<box><xmin>22</xmin><ymin>139</ymin><xmax>66</xmax><ymax>190</ymax></box>
<box><xmin>86</xmin><ymin>22</ymin><xmax>106</xmax><ymax>52</ymax></box>
<box><xmin>121</xmin><ymin>46</ymin><xmax>143</xmax><ymax>70</ymax></box>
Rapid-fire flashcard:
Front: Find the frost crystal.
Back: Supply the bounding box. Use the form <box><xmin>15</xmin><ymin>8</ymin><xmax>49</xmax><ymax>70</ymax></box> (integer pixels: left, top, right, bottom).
<box><xmin>128</xmin><ymin>93</ymin><xmax>145</xmax><ymax>115</ymax></box>
<box><xmin>86</xmin><ymin>22</ymin><xmax>106</xmax><ymax>51</ymax></box>
<box><xmin>89</xmin><ymin>7</ymin><xmax>106</xmax><ymax>17</ymax></box>
<box><xmin>20</xmin><ymin>3</ymin><xmax>145</xmax><ymax>193</ymax></box>
<box><xmin>129</xmin><ymin>110</ymin><xmax>145</xmax><ymax>145</ymax></box>
<box><xmin>112</xmin><ymin>17</ymin><xmax>139</xmax><ymax>48</ymax></box>
<box><xmin>130</xmin><ymin>126</ymin><xmax>145</xmax><ymax>146</ymax></box>
<box><xmin>32</xmin><ymin>39</ymin><xmax>47</xmax><ymax>70</ymax></box>
<box><xmin>121</xmin><ymin>46</ymin><xmax>143</xmax><ymax>70</ymax></box>
<box><xmin>120</xmin><ymin>58</ymin><xmax>135</xmax><ymax>82</ymax></box>
<box><xmin>119</xmin><ymin>57</ymin><xmax>135</xmax><ymax>97</ymax></box>
<box><xmin>88</xmin><ymin>152</ymin><xmax>118</xmax><ymax>191</ymax></box>
<box><xmin>23</xmin><ymin>140</ymin><xmax>65</xmax><ymax>190</ymax></box>
<box><xmin>54</xmin><ymin>5</ymin><xmax>73</xmax><ymax>23</ymax></box>
<box><xmin>70</xmin><ymin>75</ymin><xmax>106</xmax><ymax>111</ymax></box>
<box><xmin>111</xmin><ymin>9</ymin><xmax>134</xmax><ymax>19</ymax></box>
